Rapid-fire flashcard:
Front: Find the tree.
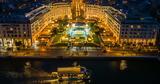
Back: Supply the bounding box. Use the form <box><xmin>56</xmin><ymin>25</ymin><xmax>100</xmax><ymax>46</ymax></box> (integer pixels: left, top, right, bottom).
<box><xmin>63</xmin><ymin>15</ymin><xmax>69</xmax><ymax>26</ymax></box>
<box><xmin>57</xmin><ymin>15</ymin><xmax>69</xmax><ymax>32</ymax></box>
<box><xmin>89</xmin><ymin>22</ymin><xmax>99</xmax><ymax>34</ymax></box>
<box><xmin>51</xmin><ymin>28</ymin><xmax>58</xmax><ymax>35</ymax></box>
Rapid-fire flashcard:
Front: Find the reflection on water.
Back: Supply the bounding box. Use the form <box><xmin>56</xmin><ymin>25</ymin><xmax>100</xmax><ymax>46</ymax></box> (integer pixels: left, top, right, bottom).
<box><xmin>120</xmin><ymin>60</ymin><xmax>127</xmax><ymax>71</ymax></box>
<box><xmin>31</xmin><ymin>80</ymin><xmax>87</xmax><ymax>84</ymax></box>
<box><xmin>23</xmin><ymin>61</ymin><xmax>91</xmax><ymax>84</ymax></box>
<box><xmin>109</xmin><ymin>60</ymin><xmax>128</xmax><ymax>71</ymax></box>
<box><xmin>0</xmin><ymin>59</ymin><xmax>159</xmax><ymax>84</ymax></box>
<box><xmin>54</xmin><ymin>81</ymin><xmax>86</xmax><ymax>84</ymax></box>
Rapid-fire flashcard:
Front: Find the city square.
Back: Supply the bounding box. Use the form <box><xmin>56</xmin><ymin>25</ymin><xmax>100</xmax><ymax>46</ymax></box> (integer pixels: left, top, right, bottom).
<box><xmin>0</xmin><ymin>0</ymin><xmax>160</xmax><ymax>84</ymax></box>
<box><xmin>0</xmin><ymin>0</ymin><xmax>159</xmax><ymax>57</ymax></box>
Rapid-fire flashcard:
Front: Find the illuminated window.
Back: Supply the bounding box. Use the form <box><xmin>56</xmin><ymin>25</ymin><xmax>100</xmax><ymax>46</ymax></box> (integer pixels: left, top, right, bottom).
<box><xmin>10</xmin><ymin>28</ymin><xmax>13</xmax><ymax>31</ymax></box>
<box><xmin>137</xmin><ymin>25</ymin><xmax>141</xmax><ymax>28</ymax></box>
<box><xmin>131</xmin><ymin>25</ymin><xmax>133</xmax><ymax>28</ymax></box>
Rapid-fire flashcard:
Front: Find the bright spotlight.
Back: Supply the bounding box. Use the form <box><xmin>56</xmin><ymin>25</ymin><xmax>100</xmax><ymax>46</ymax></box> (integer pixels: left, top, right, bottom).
<box><xmin>85</xmin><ymin>24</ymin><xmax>89</xmax><ymax>27</ymax></box>
<box><xmin>85</xmin><ymin>28</ymin><xmax>90</xmax><ymax>35</ymax></box>
<box><xmin>67</xmin><ymin>24</ymin><xmax>70</xmax><ymax>27</ymax></box>
<box><xmin>72</xmin><ymin>23</ymin><xmax>75</xmax><ymax>27</ymax></box>
<box><xmin>107</xmin><ymin>38</ymin><xmax>111</xmax><ymax>41</ymax></box>
<box><xmin>35</xmin><ymin>40</ymin><xmax>39</xmax><ymax>43</ymax></box>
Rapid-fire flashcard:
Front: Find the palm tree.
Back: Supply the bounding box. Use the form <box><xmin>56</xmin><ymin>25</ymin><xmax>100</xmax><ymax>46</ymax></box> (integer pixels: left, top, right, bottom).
<box><xmin>88</xmin><ymin>21</ymin><xmax>99</xmax><ymax>33</ymax></box>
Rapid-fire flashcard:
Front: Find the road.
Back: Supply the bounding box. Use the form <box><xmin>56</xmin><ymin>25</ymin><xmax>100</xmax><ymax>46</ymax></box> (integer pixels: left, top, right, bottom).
<box><xmin>0</xmin><ymin>46</ymin><xmax>158</xmax><ymax>58</ymax></box>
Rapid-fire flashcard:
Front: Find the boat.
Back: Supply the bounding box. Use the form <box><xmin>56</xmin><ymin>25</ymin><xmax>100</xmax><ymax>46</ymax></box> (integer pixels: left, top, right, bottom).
<box><xmin>51</xmin><ymin>63</ymin><xmax>91</xmax><ymax>82</ymax></box>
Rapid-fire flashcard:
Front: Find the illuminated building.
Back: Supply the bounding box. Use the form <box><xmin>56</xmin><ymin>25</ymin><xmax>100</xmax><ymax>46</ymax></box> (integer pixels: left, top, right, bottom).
<box><xmin>50</xmin><ymin>1</ymin><xmax>124</xmax><ymax>41</ymax></box>
<box><xmin>0</xmin><ymin>0</ymin><xmax>125</xmax><ymax>49</ymax></box>
<box><xmin>0</xmin><ymin>0</ymin><xmax>159</xmax><ymax>50</ymax></box>
<box><xmin>49</xmin><ymin>3</ymin><xmax>72</xmax><ymax>20</ymax></box>
<box><xmin>120</xmin><ymin>17</ymin><xmax>159</xmax><ymax>45</ymax></box>
<box><xmin>0</xmin><ymin>6</ymin><xmax>50</xmax><ymax>49</ymax></box>
<box><xmin>47</xmin><ymin>1</ymin><xmax>160</xmax><ymax>46</ymax></box>
<box><xmin>71</xmin><ymin>0</ymin><xmax>86</xmax><ymax>20</ymax></box>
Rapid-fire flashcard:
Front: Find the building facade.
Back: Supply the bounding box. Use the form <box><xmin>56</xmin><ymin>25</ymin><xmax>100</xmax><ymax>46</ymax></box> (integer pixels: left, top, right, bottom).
<box><xmin>71</xmin><ymin>0</ymin><xmax>86</xmax><ymax>20</ymax></box>
<box><xmin>0</xmin><ymin>2</ymin><xmax>126</xmax><ymax>49</ymax></box>
<box><xmin>48</xmin><ymin>2</ymin><xmax>123</xmax><ymax>41</ymax></box>
<box><xmin>0</xmin><ymin>6</ymin><xmax>51</xmax><ymax>49</ymax></box>
<box><xmin>0</xmin><ymin>0</ymin><xmax>159</xmax><ymax>50</ymax></box>
<box><xmin>120</xmin><ymin>17</ymin><xmax>159</xmax><ymax>46</ymax></box>
<box><xmin>0</xmin><ymin>22</ymin><xmax>31</xmax><ymax>49</ymax></box>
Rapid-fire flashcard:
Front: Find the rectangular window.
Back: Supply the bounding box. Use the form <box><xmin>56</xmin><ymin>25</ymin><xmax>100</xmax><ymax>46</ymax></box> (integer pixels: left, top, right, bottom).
<box><xmin>121</xmin><ymin>32</ymin><xmax>124</xmax><ymax>34</ymax></box>
<box><xmin>129</xmin><ymin>36</ymin><xmax>132</xmax><ymax>38</ymax></box>
<box><xmin>137</xmin><ymin>25</ymin><xmax>141</xmax><ymax>28</ymax></box>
